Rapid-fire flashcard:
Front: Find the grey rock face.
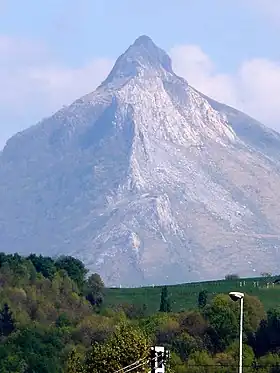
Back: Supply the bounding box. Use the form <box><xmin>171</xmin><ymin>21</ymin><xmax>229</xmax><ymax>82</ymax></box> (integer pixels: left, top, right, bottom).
<box><xmin>1</xmin><ymin>35</ymin><xmax>280</xmax><ymax>286</ymax></box>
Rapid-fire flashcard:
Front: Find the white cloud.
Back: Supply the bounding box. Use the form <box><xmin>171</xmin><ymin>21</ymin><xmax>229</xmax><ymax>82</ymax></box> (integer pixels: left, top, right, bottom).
<box><xmin>0</xmin><ymin>35</ymin><xmax>113</xmax><ymax>110</ymax></box>
<box><xmin>24</xmin><ymin>59</ymin><xmax>114</xmax><ymax>110</ymax></box>
<box><xmin>0</xmin><ymin>36</ymin><xmax>113</xmax><ymax>149</ymax></box>
<box><xmin>170</xmin><ymin>45</ymin><xmax>238</xmax><ymax>108</ymax></box>
<box><xmin>170</xmin><ymin>45</ymin><xmax>280</xmax><ymax>130</ymax></box>
<box><xmin>1</xmin><ymin>35</ymin><xmax>280</xmax><ymax>150</ymax></box>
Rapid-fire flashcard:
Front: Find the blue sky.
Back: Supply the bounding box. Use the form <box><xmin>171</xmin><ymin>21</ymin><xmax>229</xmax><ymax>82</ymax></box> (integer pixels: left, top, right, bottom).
<box><xmin>0</xmin><ymin>0</ymin><xmax>280</xmax><ymax>149</ymax></box>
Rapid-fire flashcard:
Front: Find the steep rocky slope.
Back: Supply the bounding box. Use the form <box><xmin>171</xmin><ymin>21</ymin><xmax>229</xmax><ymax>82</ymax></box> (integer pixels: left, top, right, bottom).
<box><xmin>1</xmin><ymin>35</ymin><xmax>280</xmax><ymax>286</ymax></box>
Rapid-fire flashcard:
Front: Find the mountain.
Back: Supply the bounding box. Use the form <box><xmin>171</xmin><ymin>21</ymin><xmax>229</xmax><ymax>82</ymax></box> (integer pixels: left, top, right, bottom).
<box><xmin>1</xmin><ymin>35</ymin><xmax>280</xmax><ymax>287</ymax></box>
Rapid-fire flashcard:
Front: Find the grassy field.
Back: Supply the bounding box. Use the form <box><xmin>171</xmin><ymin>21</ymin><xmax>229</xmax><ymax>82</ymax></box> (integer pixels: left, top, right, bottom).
<box><xmin>103</xmin><ymin>275</ymin><xmax>280</xmax><ymax>313</ymax></box>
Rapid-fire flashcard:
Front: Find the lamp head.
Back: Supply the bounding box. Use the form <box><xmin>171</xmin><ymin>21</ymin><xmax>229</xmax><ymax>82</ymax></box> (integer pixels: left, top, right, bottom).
<box><xmin>229</xmin><ymin>291</ymin><xmax>244</xmax><ymax>301</ymax></box>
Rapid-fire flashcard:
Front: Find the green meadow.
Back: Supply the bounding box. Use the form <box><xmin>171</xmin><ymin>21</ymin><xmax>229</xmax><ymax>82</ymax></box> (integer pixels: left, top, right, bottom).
<box><xmin>104</xmin><ymin>275</ymin><xmax>280</xmax><ymax>313</ymax></box>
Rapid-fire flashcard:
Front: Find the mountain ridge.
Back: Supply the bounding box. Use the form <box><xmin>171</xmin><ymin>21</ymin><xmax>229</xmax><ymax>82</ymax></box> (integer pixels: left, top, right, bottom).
<box><xmin>1</xmin><ymin>35</ymin><xmax>280</xmax><ymax>286</ymax></box>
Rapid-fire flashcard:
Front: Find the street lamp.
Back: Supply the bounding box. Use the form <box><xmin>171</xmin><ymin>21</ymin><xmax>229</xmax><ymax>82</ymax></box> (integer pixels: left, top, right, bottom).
<box><xmin>229</xmin><ymin>291</ymin><xmax>245</xmax><ymax>373</ymax></box>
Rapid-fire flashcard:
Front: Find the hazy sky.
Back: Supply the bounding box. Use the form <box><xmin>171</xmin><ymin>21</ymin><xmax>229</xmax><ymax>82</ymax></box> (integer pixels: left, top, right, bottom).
<box><xmin>0</xmin><ymin>0</ymin><xmax>280</xmax><ymax>149</ymax></box>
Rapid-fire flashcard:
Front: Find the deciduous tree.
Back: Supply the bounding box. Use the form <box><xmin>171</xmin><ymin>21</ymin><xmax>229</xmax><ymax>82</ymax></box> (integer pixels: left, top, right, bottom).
<box><xmin>203</xmin><ymin>294</ymin><xmax>238</xmax><ymax>351</ymax></box>
<box><xmin>55</xmin><ymin>256</ymin><xmax>88</xmax><ymax>290</ymax></box>
<box><xmin>83</xmin><ymin>323</ymin><xmax>150</xmax><ymax>373</ymax></box>
<box><xmin>85</xmin><ymin>273</ymin><xmax>104</xmax><ymax>307</ymax></box>
<box><xmin>27</xmin><ymin>254</ymin><xmax>56</xmax><ymax>279</ymax></box>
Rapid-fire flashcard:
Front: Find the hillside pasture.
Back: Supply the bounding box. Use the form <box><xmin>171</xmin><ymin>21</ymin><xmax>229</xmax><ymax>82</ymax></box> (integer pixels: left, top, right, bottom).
<box><xmin>103</xmin><ymin>275</ymin><xmax>280</xmax><ymax>313</ymax></box>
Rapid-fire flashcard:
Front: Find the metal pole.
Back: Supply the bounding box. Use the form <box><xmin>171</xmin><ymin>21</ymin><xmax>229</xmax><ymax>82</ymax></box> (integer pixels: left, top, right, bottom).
<box><xmin>239</xmin><ymin>297</ymin><xmax>244</xmax><ymax>373</ymax></box>
<box><xmin>150</xmin><ymin>347</ymin><xmax>156</xmax><ymax>373</ymax></box>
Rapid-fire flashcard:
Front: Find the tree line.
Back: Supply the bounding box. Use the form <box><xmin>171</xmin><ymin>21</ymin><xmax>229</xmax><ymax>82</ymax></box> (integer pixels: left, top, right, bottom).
<box><xmin>0</xmin><ymin>252</ymin><xmax>279</xmax><ymax>372</ymax></box>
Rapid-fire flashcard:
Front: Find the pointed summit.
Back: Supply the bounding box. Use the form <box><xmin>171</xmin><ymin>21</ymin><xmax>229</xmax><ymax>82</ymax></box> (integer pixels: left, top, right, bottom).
<box><xmin>103</xmin><ymin>35</ymin><xmax>173</xmax><ymax>85</ymax></box>
<box><xmin>132</xmin><ymin>35</ymin><xmax>155</xmax><ymax>47</ymax></box>
<box><xmin>2</xmin><ymin>34</ymin><xmax>280</xmax><ymax>287</ymax></box>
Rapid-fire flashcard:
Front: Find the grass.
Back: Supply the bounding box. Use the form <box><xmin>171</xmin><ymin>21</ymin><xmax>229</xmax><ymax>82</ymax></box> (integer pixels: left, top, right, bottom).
<box><xmin>103</xmin><ymin>275</ymin><xmax>280</xmax><ymax>313</ymax></box>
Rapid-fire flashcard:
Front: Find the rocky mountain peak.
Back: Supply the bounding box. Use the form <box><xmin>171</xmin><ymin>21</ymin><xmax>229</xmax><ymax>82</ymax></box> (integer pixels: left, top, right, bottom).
<box><xmin>1</xmin><ymin>36</ymin><xmax>280</xmax><ymax>287</ymax></box>
<box><xmin>102</xmin><ymin>35</ymin><xmax>173</xmax><ymax>86</ymax></box>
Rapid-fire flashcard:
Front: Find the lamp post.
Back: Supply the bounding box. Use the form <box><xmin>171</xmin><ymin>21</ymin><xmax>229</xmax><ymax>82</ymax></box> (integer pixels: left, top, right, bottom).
<box><xmin>229</xmin><ymin>291</ymin><xmax>245</xmax><ymax>373</ymax></box>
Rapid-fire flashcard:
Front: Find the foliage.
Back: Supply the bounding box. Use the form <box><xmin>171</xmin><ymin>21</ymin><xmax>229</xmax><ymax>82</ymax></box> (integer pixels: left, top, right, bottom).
<box><xmin>65</xmin><ymin>349</ymin><xmax>85</xmax><ymax>373</ymax></box>
<box><xmin>84</xmin><ymin>273</ymin><xmax>105</xmax><ymax>308</ymax></box>
<box><xmin>225</xmin><ymin>274</ymin><xmax>240</xmax><ymax>280</ymax></box>
<box><xmin>0</xmin><ymin>252</ymin><xmax>279</xmax><ymax>372</ymax></box>
<box><xmin>114</xmin><ymin>302</ymin><xmax>148</xmax><ymax>319</ymax></box>
<box><xmin>55</xmin><ymin>256</ymin><xmax>88</xmax><ymax>291</ymax></box>
<box><xmin>0</xmin><ymin>303</ymin><xmax>16</xmax><ymax>337</ymax></box>
<box><xmin>73</xmin><ymin>322</ymin><xmax>150</xmax><ymax>373</ymax></box>
<box><xmin>103</xmin><ymin>275</ymin><xmax>280</xmax><ymax>314</ymax></box>
<box><xmin>205</xmin><ymin>294</ymin><xmax>241</xmax><ymax>351</ymax></box>
<box><xmin>159</xmin><ymin>286</ymin><xmax>171</xmax><ymax>312</ymax></box>
<box><xmin>27</xmin><ymin>254</ymin><xmax>57</xmax><ymax>279</ymax></box>
<box><xmin>198</xmin><ymin>290</ymin><xmax>208</xmax><ymax>309</ymax></box>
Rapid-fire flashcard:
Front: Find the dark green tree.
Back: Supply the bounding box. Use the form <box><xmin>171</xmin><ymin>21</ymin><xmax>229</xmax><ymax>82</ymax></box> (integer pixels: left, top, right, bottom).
<box><xmin>0</xmin><ymin>343</ymin><xmax>27</xmax><ymax>373</ymax></box>
<box><xmin>254</xmin><ymin>307</ymin><xmax>280</xmax><ymax>356</ymax></box>
<box><xmin>11</xmin><ymin>327</ymin><xmax>64</xmax><ymax>373</ymax></box>
<box><xmin>0</xmin><ymin>252</ymin><xmax>8</xmax><ymax>267</ymax></box>
<box><xmin>56</xmin><ymin>312</ymin><xmax>71</xmax><ymax>328</ymax></box>
<box><xmin>55</xmin><ymin>256</ymin><xmax>88</xmax><ymax>290</ymax></box>
<box><xmin>198</xmin><ymin>290</ymin><xmax>208</xmax><ymax>309</ymax></box>
<box><xmin>159</xmin><ymin>286</ymin><xmax>171</xmax><ymax>312</ymax></box>
<box><xmin>0</xmin><ymin>303</ymin><xmax>15</xmax><ymax>337</ymax></box>
<box><xmin>27</xmin><ymin>254</ymin><xmax>56</xmax><ymax>279</ymax></box>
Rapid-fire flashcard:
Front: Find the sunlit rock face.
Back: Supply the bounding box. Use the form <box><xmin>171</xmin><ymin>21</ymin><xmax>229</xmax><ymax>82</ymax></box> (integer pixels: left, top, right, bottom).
<box><xmin>1</xmin><ymin>35</ymin><xmax>280</xmax><ymax>286</ymax></box>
